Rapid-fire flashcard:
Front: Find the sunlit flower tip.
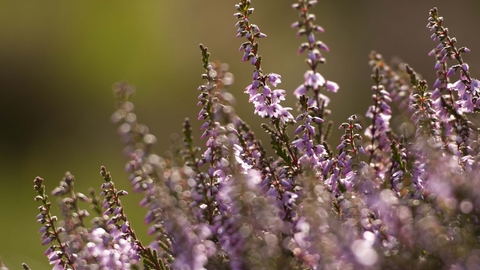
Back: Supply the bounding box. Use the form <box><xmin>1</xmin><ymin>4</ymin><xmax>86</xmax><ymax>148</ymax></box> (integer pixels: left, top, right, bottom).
<box><xmin>267</xmin><ymin>73</ymin><xmax>282</xmax><ymax>86</ymax></box>
<box><xmin>462</xmin><ymin>63</ymin><xmax>469</xmax><ymax>72</ymax></box>
<box><xmin>357</xmin><ymin>145</ymin><xmax>366</xmax><ymax>155</ymax></box>
<box><xmin>298</xmin><ymin>43</ymin><xmax>309</xmax><ymax>55</ymax></box>
<box><xmin>316</xmin><ymin>41</ymin><xmax>329</xmax><ymax>52</ymax></box>
<box><xmin>428</xmin><ymin>49</ymin><xmax>436</xmax><ymax>57</ymax></box>
<box><xmin>446</xmin><ymin>67</ymin><xmax>456</xmax><ymax>77</ymax></box>
<box><xmin>294</xmin><ymin>84</ymin><xmax>307</xmax><ymax>98</ymax></box>
<box><xmin>325</xmin><ymin>81</ymin><xmax>339</xmax><ymax>92</ymax></box>
<box><xmin>434</xmin><ymin>62</ymin><xmax>441</xmax><ymax>70</ymax></box>
<box><xmin>291</xmin><ymin>21</ymin><xmax>300</xmax><ymax>28</ymax></box>
<box><xmin>256</xmin><ymin>32</ymin><xmax>267</xmax><ymax>38</ymax></box>
<box><xmin>312</xmin><ymin>116</ymin><xmax>324</xmax><ymax>123</ymax></box>
<box><xmin>433</xmin><ymin>79</ymin><xmax>441</xmax><ymax>89</ymax></box>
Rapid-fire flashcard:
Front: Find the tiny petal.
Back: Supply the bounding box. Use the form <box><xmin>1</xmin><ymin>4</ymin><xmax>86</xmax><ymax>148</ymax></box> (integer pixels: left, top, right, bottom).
<box><xmin>267</xmin><ymin>73</ymin><xmax>282</xmax><ymax>87</ymax></box>
<box><xmin>308</xmin><ymin>33</ymin><xmax>315</xmax><ymax>44</ymax></box>
<box><xmin>325</xmin><ymin>81</ymin><xmax>339</xmax><ymax>92</ymax></box>
<box><xmin>294</xmin><ymin>84</ymin><xmax>307</xmax><ymax>98</ymax></box>
<box><xmin>312</xmin><ymin>117</ymin><xmax>324</xmax><ymax>123</ymax></box>
<box><xmin>42</xmin><ymin>237</ymin><xmax>53</xmax><ymax>245</ymax></box>
<box><xmin>294</xmin><ymin>125</ymin><xmax>305</xmax><ymax>134</ymax></box>
<box><xmin>446</xmin><ymin>67</ymin><xmax>456</xmax><ymax>77</ymax></box>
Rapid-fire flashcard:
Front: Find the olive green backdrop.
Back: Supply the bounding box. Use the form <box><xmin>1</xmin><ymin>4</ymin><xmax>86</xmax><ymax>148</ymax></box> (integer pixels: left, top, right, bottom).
<box><xmin>1</xmin><ymin>1</ymin><xmax>479</xmax><ymax>268</ymax></box>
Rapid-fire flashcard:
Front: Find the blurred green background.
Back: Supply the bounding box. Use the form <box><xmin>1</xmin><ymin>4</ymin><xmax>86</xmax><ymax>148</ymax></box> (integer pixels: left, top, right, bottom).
<box><xmin>1</xmin><ymin>0</ymin><xmax>480</xmax><ymax>268</ymax></box>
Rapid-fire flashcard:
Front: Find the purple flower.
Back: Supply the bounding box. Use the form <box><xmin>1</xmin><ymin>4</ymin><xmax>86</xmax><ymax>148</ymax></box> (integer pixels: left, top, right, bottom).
<box><xmin>304</xmin><ymin>70</ymin><xmax>325</xmax><ymax>90</ymax></box>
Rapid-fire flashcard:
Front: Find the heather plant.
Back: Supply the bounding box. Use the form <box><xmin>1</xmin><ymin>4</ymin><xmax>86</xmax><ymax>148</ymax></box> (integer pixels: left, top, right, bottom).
<box><xmin>8</xmin><ymin>1</ymin><xmax>480</xmax><ymax>269</ymax></box>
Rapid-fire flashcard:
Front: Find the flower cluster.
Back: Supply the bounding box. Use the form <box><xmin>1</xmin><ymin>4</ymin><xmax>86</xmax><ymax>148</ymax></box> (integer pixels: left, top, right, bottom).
<box><xmin>10</xmin><ymin>2</ymin><xmax>480</xmax><ymax>270</ymax></box>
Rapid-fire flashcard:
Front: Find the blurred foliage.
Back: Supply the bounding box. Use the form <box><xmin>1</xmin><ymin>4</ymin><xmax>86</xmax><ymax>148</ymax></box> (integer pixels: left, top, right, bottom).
<box><xmin>0</xmin><ymin>0</ymin><xmax>479</xmax><ymax>268</ymax></box>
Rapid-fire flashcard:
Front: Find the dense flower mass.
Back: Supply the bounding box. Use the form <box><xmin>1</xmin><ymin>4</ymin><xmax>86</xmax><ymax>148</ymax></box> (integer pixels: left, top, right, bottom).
<box><xmin>10</xmin><ymin>1</ymin><xmax>480</xmax><ymax>270</ymax></box>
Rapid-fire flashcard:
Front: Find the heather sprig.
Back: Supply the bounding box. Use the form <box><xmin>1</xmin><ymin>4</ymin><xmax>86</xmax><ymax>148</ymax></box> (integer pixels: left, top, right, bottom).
<box><xmin>365</xmin><ymin>67</ymin><xmax>393</xmax><ymax>177</ymax></box>
<box><xmin>325</xmin><ymin>115</ymin><xmax>363</xmax><ymax>196</ymax></box>
<box><xmin>235</xmin><ymin>1</ymin><xmax>304</xmax><ymax>225</ymax></box>
<box><xmin>235</xmin><ymin>0</ymin><xmax>297</xmax><ymax>178</ymax></box>
<box><xmin>290</xmin><ymin>0</ymin><xmax>343</xmax><ymax>196</ymax></box>
<box><xmin>49</xmin><ymin>172</ymin><xmax>90</xmax><ymax>259</ymax></box>
<box><xmin>235</xmin><ymin>1</ymin><xmax>294</xmax><ymax>125</ymax></box>
<box><xmin>34</xmin><ymin>176</ymin><xmax>77</xmax><ymax>270</ymax></box>
<box><xmin>191</xmin><ymin>44</ymin><xmax>232</xmax><ymax>226</ymax></box>
<box><xmin>426</xmin><ymin>8</ymin><xmax>479</xmax><ymax>161</ymax></box>
<box><xmin>427</xmin><ymin>7</ymin><xmax>478</xmax><ymax>116</ymax></box>
<box><xmin>93</xmin><ymin>166</ymin><xmax>160</xmax><ymax>269</ymax></box>
<box><xmin>111</xmin><ymin>83</ymin><xmax>184</xmax><ymax>261</ymax></box>
<box><xmin>51</xmin><ymin>172</ymin><xmax>89</xmax><ymax>227</ymax></box>
<box><xmin>292</xmin><ymin>0</ymin><xmax>338</xmax><ymax>146</ymax></box>
<box><xmin>369</xmin><ymin>51</ymin><xmax>414</xmax><ymax>114</ymax></box>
